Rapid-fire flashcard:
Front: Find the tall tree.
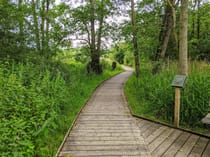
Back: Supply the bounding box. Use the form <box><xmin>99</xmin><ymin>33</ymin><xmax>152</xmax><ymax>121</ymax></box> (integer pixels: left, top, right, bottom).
<box><xmin>152</xmin><ymin>0</ymin><xmax>175</xmax><ymax>74</ymax></box>
<box><xmin>179</xmin><ymin>0</ymin><xmax>188</xmax><ymax>75</ymax></box>
<box><xmin>89</xmin><ymin>0</ymin><xmax>101</xmax><ymax>74</ymax></box>
<box><xmin>96</xmin><ymin>0</ymin><xmax>104</xmax><ymax>54</ymax></box>
<box><xmin>68</xmin><ymin>0</ymin><xmax>116</xmax><ymax>74</ymax></box>
<box><xmin>131</xmin><ymin>0</ymin><xmax>140</xmax><ymax>77</ymax></box>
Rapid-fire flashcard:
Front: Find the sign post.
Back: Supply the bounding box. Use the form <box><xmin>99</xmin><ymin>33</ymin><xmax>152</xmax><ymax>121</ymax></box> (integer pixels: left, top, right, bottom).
<box><xmin>171</xmin><ymin>75</ymin><xmax>187</xmax><ymax>127</ymax></box>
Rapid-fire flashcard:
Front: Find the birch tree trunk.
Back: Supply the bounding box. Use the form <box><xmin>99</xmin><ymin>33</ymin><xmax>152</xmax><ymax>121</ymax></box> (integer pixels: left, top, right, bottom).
<box><xmin>179</xmin><ymin>0</ymin><xmax>188</xmax><ymax>75</ymax></box>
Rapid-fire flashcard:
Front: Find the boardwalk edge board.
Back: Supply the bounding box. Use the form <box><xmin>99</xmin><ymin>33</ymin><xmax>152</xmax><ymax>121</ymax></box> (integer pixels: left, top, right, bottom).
<box><xmin>55</xmin><ymin>71</ymin><xmax>123</xmax><ymax>157</ymax></box>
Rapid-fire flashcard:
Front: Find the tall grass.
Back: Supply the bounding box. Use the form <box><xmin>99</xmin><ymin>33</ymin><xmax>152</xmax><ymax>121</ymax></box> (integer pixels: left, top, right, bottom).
<box><xmin>125</xmin><ymin>61</ymin><xmax>210</xmax><ymax>135</ymax></box>
<box><xmin>0</xmin><ymin>59</ymin><xmax>122</xmax><ymax>156</ymax></box>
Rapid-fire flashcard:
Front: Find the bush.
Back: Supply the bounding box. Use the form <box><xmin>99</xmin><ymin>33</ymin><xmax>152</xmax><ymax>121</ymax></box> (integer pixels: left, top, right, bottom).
<box><xmin>0</xmin><ymin>61</ymin><xmax>68</xmax><ymax>156</ymax></box>
<box><xmin>0</xmin><ymin>59</ymin><xmax>122</xmax><ymax>156</ymax></box>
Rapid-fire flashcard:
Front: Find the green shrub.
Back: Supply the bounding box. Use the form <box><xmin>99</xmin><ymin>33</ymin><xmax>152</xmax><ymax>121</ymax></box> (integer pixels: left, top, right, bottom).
<box><xmin>126</xmin><ymin>61</ymin><xmax>210</xmax><ymax>134</ymax></box>
<box><xmin>0</xmin><ymin>61</ymin><xmax>67</xmax><ymax>156</ymax></box>
<box><xmin>0</xmin><ymin>59</ymin><xmax>122</xmax><ymax>156</ymax></box>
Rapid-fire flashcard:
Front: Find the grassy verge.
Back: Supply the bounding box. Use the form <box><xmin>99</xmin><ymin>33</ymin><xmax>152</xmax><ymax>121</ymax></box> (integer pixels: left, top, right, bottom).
<box><xmin>0</xmin><ymin>59</ymin><xmax>122</xmax><ymax>156</ymax></box>
<box><xmin>125</xmin><ymin>61</ymin><xmax>210</xmax><ymax>136</ymax></box>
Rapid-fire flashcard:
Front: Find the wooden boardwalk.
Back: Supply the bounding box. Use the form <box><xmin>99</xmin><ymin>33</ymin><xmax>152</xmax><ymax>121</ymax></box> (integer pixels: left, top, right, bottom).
<box><xmin>135</xmin><ymin>118</ymin><xmax>210</xmax><ymax>157</ymax></box>
<box><xmin>57</xmin><ymin>68</ymin><xmax>210</xmax><ymax>157</ymax></box>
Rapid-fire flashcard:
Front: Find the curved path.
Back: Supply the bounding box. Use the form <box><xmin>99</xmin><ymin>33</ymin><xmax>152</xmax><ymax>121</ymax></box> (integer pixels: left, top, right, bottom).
<box><xmin>57</xmin><ymin>68</ymin><xmax>210</xmax><ymax>157</ymax></box>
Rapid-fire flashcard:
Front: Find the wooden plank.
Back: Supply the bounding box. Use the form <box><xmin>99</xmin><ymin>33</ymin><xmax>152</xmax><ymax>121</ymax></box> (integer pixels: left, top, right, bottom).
<box><xmin>81</xmin><ymin>113</ymin><xmax>130</xmax><ymax>116</ymax></box>
<box><xmin>140</xmin><ymin>121</ymin><xmax>155</xmax><ymax>133</ymax></box>
<box><xmin>77</xmin><ymin>119</ymin><xmax>133</xmax><ymax>123</ymax></box>
<box><xmin>67</xmin><ymin>136</ymin><xmax>137</xmax><ymax>141</ymax></box>
<box><xmin>151</xmin><ymin>130</ymin><xmax>182</xmax><ymax>157</ymax></box>
<box><xmin>77</xmin><ymin>115</ymin><xmax>130</xmax><ymax>119</ymax></box>
<box><xmin>71</xmin><ymin>129</ymin><xmax>141</xmax><ymax>133</ymax></box>
<box><xmin>78</xmin><ymin>118</ymin><xmax>130</xmax><ymax>122</ymax></box>
<box><xmin>148</xmin><ymin>128</ymin><xmax>174</xmax><ymax>152</ymax></box>
<box><xmin>62</xmin><ymin>144</ymin><xmax>146</xmax><ymax>151</ymax></box>
<box><xmin>142</xmin><ymin>123</ymin><xmax>161</xmax><ymax>138</ymax></box>
<box><xmin>75</xmin><ymin>123</ymin><xmax>132</xmax><ymax>127</ymax></box>
<box><xmin>146</xmin><ymin>126</ymin><xmax>168</xmax><ymax>144</ymax></box>
<box><xmin>69</xmin><ymin>132</ymin><xmax>138</xmax><ymax>137</ymax></box>
<box><xmin>174</xmin><ymin>88</ymin><xmax>181</xmax><ymax>127</ymax></box>
<box><xmin>188</xmin><ymin>137</ymin><xmax>209</xmax><ymax>157</ymax></box>
<box><xmin>175</xmin><ymin>134</ymin><xmax>199</xmax><ymax>157</ymax></box>
<box><xmin>65</xmin><ymin>140</ymin><xmax>143</xmax><ymax>145</ymax></box>
<box><xmin>162</xmin><ymin>132</ymin><xmax>190</xmax><ymax>157</ymax></box>
<box><xmin>202</xmin><ymin>140</ymin><xmax>210</xmax><ymax>157</ymax></box>
<box><xmin>137</xmin><ymin>119</ymin><xmax>150</xmax><ymax>128</ymax></box>
<box><xmin>59</xmin><ymin>150</ymin><xmax>142</xmax><ymax>156</ymax></box>
<box><xmin>74</xmin><ymin>126</ymin><xmax>134</xmax><ymax>130</ymax></box>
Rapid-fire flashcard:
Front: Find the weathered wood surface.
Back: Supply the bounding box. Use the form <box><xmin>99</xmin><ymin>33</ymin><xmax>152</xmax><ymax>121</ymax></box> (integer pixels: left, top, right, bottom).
<box><xmin>57</xmin><ymin>67</ymin><xmax>210</xmax><ymax>157</ymax></box>
<box><xmin>136</xmin><ymin>118</ymin><xmax>210</xmax><ymax>157</ymax></box>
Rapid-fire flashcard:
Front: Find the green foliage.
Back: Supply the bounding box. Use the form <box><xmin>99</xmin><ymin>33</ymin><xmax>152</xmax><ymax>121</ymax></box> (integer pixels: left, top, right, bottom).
<box><xmin>73</xmin><ymin>48</ymin><xmax>90</xmax><ymax>63</ymax></box>
<box><xmin>189</xmin><ymin>2</ymin><xmax>210</xmax><ymax>61</ymax></box>
<box><xmin>118</xmin><ymin>0</ymin><xmax>210</xmax><ymax>61</ymax></box>
<box><xmin>0</xmin><ymin>59</ymin><xmax>122</xmax><ymax>156</ymax></box>
<box><xmin>0</xmin><ymin>0</ymin><xmax>69</xmax><ymax>59</ymax></box>
<box><xmin>109</xmin><ymin>43</ymin><xmax>134</xmax><ymax>66</ymax></box>
<box><xmin>0</xmin><ymin>61</ymin><xmax>66</xmax><ymax>156</ymax></box>
<box><xmin>114</xmin><ymin>51</ymin><xmax>125</xmax><ymax>64</ymax></box>
<box><xmin>126</xmin><ymin>61</ymin><xmax>210</xmax><ymax>135</ymax></box>
<box><xmin>119</xmin><ymin>0</ymin><xmax>161</xmax><ymax>60</ymax></box>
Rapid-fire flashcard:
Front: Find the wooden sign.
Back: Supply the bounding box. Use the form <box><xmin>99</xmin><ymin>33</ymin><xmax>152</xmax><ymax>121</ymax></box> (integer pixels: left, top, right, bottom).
<box><xmin>171</xmin><ymin>75</ymin><xmax>187</xmax><ymax>88</ymax></box>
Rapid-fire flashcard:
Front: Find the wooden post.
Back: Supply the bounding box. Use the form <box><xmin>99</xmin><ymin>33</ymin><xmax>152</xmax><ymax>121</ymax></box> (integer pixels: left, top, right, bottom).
<box><xmin>174</xmin><ymin>88</ymin><xmax>181</xmax><ymax>127</ymax></box>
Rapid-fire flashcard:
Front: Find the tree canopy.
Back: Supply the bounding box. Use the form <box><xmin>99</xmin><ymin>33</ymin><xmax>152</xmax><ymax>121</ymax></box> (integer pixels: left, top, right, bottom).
<box><xmin>0</xmin><ymin>0</ymin><xmax>209</xmax><ymax>68</ymax></box>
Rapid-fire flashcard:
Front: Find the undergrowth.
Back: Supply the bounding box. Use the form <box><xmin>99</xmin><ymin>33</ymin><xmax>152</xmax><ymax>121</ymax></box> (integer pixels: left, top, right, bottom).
<box><xmin>125</xmin><ymin>61</ymin><xmax>210</xmax><ymax>136</ymax></box>
<box><xmin>0</xmin><ymin>59</ymin><xmax>122</xmax><ymax>156</ymax></box>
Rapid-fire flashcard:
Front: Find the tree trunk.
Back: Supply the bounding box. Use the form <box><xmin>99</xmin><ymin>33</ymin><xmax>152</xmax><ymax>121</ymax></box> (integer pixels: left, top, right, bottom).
<box><xmin>32</xmin><ymin>0</ymin><xmax>41</xmax><ymax>52</ymax></box>
<box><xmin>154</xmin><ymin>2</ymin><xmax>173</xmax><ymax>61</ymax></box>
<box><xmin>18</xmin><ymin>0</ymin><xmax>24</xmax><ymax>49</ymax></box>
<box><xmin>131</xmin><ymin>0</ymin><xmax>140</xmax><ymax>77</ymax></box>
<box><xmin>96</xmin><ymin>0</ymin><xmax>104</xmax><ymax>54</ymax></box>
<box><xmin>46</xmin><ymin>0</ymin><xmax>50</xmax><ymax>55</ymax></box>
<box><xmin>89</xmin><ymin>0</ymin><xmax>101</xmax><ymax>74</ymax></box>
<box><xmin>197</xmin><ymin>0</ymin><xmax>200</xmax><ymax>40</ymax></box>
<box><xmin>179</xmin><ymin>0</ymin><xmax>188</xmax><ymax>75</ymax></box>
<box><xmin>152</xmin><ymin>0</ymin><xmax>174</xmax><ymax>74</ymax></box>
<box><xmin>41</xmin><ymin>0</ymin><xmax>45</xmax><ymax>54</ymax></box>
